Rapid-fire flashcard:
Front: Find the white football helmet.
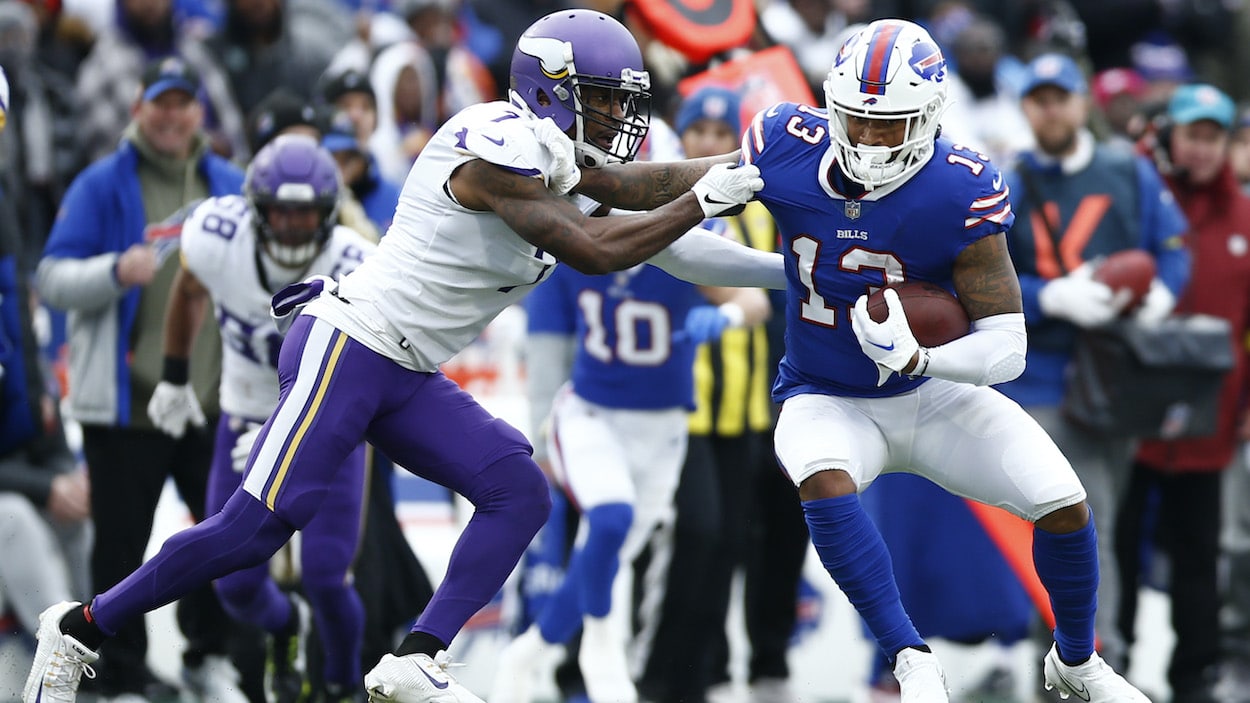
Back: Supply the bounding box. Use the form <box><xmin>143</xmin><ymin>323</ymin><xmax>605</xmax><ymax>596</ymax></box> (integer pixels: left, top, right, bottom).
<box><xmin>825</xmin><ymin>19</ymin><xmax>949</xmax><ymax>189</ymax></box>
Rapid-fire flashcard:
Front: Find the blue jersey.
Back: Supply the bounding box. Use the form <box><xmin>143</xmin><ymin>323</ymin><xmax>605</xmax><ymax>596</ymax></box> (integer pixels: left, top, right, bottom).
<box><xmin>526</xmin><ymin>264</ymin><xmax>706</xmax><ymax>410</ymax></box>
<box><xmin>744</xmin><ymin>102</ymin><xmax>1014</xmax><ymax>400</ymax></box>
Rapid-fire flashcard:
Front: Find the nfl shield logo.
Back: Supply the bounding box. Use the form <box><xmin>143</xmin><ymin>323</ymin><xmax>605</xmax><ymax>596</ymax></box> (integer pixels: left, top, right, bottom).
<box><xmin>845</xmin><ymin>200</ymin><xmax>861</xmax><ymax>220</ymax></box>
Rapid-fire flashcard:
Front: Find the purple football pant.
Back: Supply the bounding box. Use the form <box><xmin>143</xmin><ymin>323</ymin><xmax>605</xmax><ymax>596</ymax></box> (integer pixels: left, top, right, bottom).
<box><xmin>208</xmin><ymin>413</ymin><xmax>366</xmax><ymax>687</ymax></box>
<box><xmin>92</xmin><ymin>315</ymin><xmax>551</xmax><ymax>649</ymax></box>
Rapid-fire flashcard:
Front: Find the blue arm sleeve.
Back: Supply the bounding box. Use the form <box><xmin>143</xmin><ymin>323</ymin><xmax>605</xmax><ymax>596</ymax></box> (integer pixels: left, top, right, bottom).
<box><xmin>1133</xmin><ymin>155</ymin><xmax>1190</xmax><ymax>298</ymax></box>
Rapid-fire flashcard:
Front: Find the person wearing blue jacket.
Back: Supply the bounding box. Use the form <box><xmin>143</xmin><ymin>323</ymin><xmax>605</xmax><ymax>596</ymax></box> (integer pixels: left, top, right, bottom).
<box><xmin>35</xmin><ymin>57</ymin><xmax>248</xmax><ymax>703</ymax></box>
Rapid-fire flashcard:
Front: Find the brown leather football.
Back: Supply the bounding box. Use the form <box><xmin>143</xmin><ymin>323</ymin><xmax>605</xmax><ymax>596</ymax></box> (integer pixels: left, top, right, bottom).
<box><xmin>867</xmin><ymin>281</ymin><xmax>971</xmax><ymax>347</ymax></box>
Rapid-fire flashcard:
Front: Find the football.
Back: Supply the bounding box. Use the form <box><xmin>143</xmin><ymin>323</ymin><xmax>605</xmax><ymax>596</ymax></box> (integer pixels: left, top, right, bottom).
<box><xmin>866</xmin><ymin>281</ymin><xmax>971</xmax><ymax>347</ymax></box>
<box><xmin>1092</xmin><ymin>249</ymin><xmax>1155</xmax><ymax>312</ymax></box>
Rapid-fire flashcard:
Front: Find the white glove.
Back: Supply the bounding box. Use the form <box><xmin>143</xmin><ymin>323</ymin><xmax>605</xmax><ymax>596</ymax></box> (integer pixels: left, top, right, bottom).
<box><xmin>531</xmin><ymin>117</ymin><xmax>580</xmax><ymax>195</ymax></box>
<box><xmin>691</xmin><ymin>163</ymin><xmax>764</xmax><ymax>218</ymax></box>
<box><xmin>148</xmin><ymin>381</ymin><xmax>207</xmax><ymax>438</ymax></box>
<box><xmin>271</xmin><ymin>274</ymin><xmax>336</xmax><ymax>335</ymax></box>
<box><xmin>231</xmin><ymin>423</ymin><xmax>264</xmax><ymax>473</ymax></box>
<box><xmin>1133</xmin><ymin>278</ymin><xmax>1175</xmax><ymax>324</ymax></box>
<box><xmin>850</xmin><ymin>289</ymin><xmax>921</xmax><ymax>387</ymax></box>
<box><xmin>1037</xmin><ymin>269</ymin><xmax>1132</xmax><ymax>328</ymax></box>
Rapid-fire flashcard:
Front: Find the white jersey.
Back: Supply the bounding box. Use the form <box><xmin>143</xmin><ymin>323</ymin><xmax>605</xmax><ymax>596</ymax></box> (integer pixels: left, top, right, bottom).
<box><xmin>304</xmin><ymin>100</ymin><xmax>601</xmax><ymax>372</ymax></box>
<box><xmin>181</xmin><ymin>195</ymin><xmax>376</xmax><ymax>419</ymax></box>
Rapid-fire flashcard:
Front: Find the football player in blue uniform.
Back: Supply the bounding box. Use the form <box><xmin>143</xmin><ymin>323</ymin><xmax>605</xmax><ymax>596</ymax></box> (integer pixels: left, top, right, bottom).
<box><xmin>743</xmin><ymin>19</ymin><xmax>1150</xmax><ymax>702</ymax></box>
<box><xmin>492</xmin><ymin>261</ymin><xmax>767</xmax><ymax>703</ymax></box>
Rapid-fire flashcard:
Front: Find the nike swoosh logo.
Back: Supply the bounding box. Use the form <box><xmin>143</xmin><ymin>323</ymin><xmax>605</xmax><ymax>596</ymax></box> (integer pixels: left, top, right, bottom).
<box><xmin>868</xmin><ymin>340</ymin><xmax>895</xmax><ymax>351</ymax></box>
<box><xmin>417</xmin><ymin>663</ymin><xmax>449</xmax><ymax>690</ymax></box>
<box><xmin>992</xmin><ymin>172</ymin><xmax>1003</xmax><ymax>190</ymax></box>
<box><xmin>702</xmin><ymin>193</ymin><xmax>732</xmax><ymax>206</ymax></box>
<box><xmin>1055</xmin><ymin>670</ymin><xmax>1091</xmax><ymax>701</ymax></box>
<box><xmin>483</xmin><ymin>135</ymin><xmax>505</xmax><ymax>146</ymax></box>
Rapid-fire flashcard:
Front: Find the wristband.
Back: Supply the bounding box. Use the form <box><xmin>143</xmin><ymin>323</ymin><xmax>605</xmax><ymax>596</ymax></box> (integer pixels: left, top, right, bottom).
<box><xmin>162</xmin><ymin>356</ymin><xmax>190</xmax><ymax>385</ymax></box>
<box><xmin>909</xmin><ymin>348</ymin><xmax>931</xmax><ymax>378</ymax></box>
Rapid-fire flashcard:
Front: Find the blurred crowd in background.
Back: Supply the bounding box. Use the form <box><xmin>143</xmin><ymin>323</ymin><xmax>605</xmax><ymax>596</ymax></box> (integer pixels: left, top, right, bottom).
<box><xmin>3</xmin><ymin>0</ymin><xmax>1250</xmax><ymax>261</ymax></box>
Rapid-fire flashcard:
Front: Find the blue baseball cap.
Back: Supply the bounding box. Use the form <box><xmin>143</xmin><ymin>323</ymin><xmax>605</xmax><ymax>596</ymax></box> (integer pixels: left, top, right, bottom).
<box><xmin>1020</xmin><ymin>53</ymin><xmax>1087</xmax><ymax>97</ymax></box>
<box><xmin>141</xmin><ymin>57</ymin><xmax>201</xmax><ymax>102</ymax></box>
<box><xmin>675</xmin><ymin>86</ymin><xmax>742</xmax><ymax>136</ymax></box>
<box><xmin>1168</xmin><ymin>83</ymin><xmax>1235</xmax><ymax>129</ymax></box>
<box><xmin>1131</xmin><ymin>36</ymin><xmax>1193</xmax><ymax>83</ymax></box>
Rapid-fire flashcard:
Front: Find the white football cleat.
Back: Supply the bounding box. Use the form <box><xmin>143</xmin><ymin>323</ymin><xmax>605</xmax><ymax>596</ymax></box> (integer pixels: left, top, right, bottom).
<box><xmin>488</xmin><ymin>626</ymin><xmax>561</xmax><ymax>703</ymax></box>
<box><xmin>1043</xmin><ymin>644</ymin><xmax>1151</xmax><ymax>702</ymax></box>
<box><xmin>183</xmin><ymin>654</ymin><xmax>249</xmax><ymax>703</ymax></box>
<box><xmin>364</xmin><ymin>651</ymin><xmax>482</xmax><ymax>703</ymax></box>
<box><xmin>578</xmin><ymin>615</ymin><xmax>637</xmax><ymax>703</ymax></box>
<box><xmin>22</xmin><ymin>601</ymin><xmax>99</xmax><ymax>703</ymax></box>
<box><xmin>892</xmin><ymin>648</ymin><xmax>949</xmax><ymax>703</ymax></box>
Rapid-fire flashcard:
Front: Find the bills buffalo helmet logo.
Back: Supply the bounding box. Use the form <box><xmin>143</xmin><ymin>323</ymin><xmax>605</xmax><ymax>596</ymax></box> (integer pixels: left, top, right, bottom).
<box><xmin>909</xmin><ymin>41</ymin><xmax>946</xmax><ymax>82</ymax></box>
<box><xmin>834</xmin><ymin>32</ymin><xmax>860</xmax><ymax>68</ymax></box>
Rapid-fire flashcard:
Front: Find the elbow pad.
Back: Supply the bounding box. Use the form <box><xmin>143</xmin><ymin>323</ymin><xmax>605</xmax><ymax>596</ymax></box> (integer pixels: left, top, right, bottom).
<box><xmin>924</xmin><ymin>313</ymin><xmax>1027</xmax><ymax>386</ymax></box>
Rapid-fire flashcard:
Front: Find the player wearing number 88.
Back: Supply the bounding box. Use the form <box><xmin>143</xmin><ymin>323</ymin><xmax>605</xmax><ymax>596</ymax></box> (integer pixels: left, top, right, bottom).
<box><xmin>741</xmin><ymin>18</ymin><xmax>1150</xmax><ymax>702</ymax></box>
<box><xmin>151</xmin><ymin>134</ymin><xmax>377</xmax><ymax>703</ymax></box>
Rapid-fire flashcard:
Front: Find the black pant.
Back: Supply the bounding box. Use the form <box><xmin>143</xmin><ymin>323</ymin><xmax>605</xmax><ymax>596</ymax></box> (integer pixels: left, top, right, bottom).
<box><xmin>637</xmin><ymin>431</ymin><xmax>807</xmax><ymax>702</ymax></box>
<box><xmin>1115</xmin><ymin>461</ymin><xmax>1223</xmax><ymax>697</ymax></box>
<box><xmin>81</xmin><ymin>424</ymin><xmax>233</xmax><ymax>695</ymax></box>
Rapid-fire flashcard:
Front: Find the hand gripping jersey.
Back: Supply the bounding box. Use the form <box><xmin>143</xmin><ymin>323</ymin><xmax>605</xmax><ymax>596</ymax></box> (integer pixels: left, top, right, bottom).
<box><xmin>305</xmin><ymin>100</ymin><xmax>598</xmax><ymax>372</ymax></box>
<box><xmin>180</xmin><ymin>194</ymin><xmax>376</xmax><ymax>419</ymax></box>
<box><xmin>526</xmin><ymin>263</ymin><xmax>707</xmax><ymax>411</ymax></box>
<box><xmin>743</xmin><ymin>102</ymin><xmax>1014</xmax><ymax>399</ymax></box>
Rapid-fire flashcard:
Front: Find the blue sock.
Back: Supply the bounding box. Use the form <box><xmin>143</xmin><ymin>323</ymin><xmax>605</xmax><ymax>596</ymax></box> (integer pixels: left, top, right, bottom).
<box><xmin>1033</xmin><ymin>510</ymin><xmax>1099</xmax><ymax>664</ymax></box>
<box><xmin>537</xmin><ymin>502</ymin><xmax>633</xmax><ymax>643</ymax></box>
<box><xmin>803</xmin><ymin>494</ymin><xmax>921</xmax><ymax>659</ymax></box>
<box><xmin>578</xmin><ymin>503</ymin><xmax>633</xmax><ymax>617</ymax></box>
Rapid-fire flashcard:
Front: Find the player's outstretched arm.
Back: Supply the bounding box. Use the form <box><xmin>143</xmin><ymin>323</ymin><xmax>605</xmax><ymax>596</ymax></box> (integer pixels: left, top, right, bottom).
<box><xmin>647</xmin><ymin>226</ymin><xmax>786</xmax><ymax>290</ymax></box>
<box><xmin>574</xmin><ymin>152</ymin><xmax>740</xmax><ymax>210</ymax></box>
<box><xmin>455</xmin><ymin>158</ymin><xmax>760</xmax><ymax>275</ymax></box>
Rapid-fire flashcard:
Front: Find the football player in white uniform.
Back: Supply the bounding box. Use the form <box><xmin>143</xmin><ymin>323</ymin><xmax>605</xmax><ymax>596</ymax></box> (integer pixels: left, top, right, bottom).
<box><xmin>23</xmin><ymin>10</ymin><xmax>782</xmax><ymax>703</ymax></box>
<box><xmin>147</xmin><ymin>134</ymin><xmax>376</xmax><ymax>703</ymax></box>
